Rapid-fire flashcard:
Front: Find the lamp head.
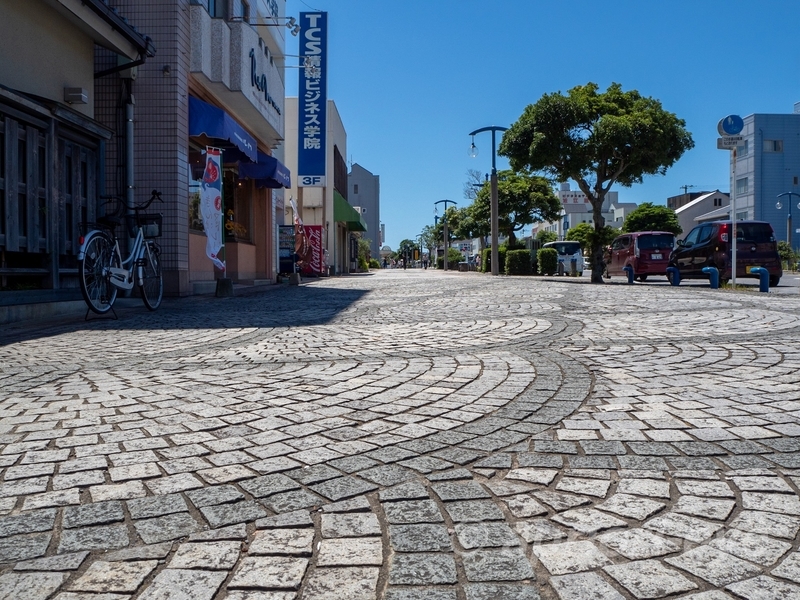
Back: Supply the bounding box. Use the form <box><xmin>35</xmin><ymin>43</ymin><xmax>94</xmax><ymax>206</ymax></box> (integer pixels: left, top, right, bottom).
<box><xmin>469</xmin><ymin>137</ymin><xmax>478</xmax><ymax>158</ymax></box>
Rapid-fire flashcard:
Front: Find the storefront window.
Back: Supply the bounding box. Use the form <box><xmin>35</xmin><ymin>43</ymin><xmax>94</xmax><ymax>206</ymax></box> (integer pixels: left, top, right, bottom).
<box><xmin>188</xmin><ymin>145</ymin><xmax>206</xmax><ymax>232</ymax></box>
<box><xmin>189</xmin><ymin>145</ymin><xmax>251</xmax><ymax>242</ymax></box>
<box><xmin>223</xmin><ymin>168</ymin><xmax>251</xmax><ymax>242</ymax></box>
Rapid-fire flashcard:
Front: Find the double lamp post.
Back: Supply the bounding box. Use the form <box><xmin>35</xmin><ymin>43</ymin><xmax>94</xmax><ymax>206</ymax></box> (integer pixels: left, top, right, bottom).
<box><xmin>469</xmin><ymin>126</ymin><xmax>507</xmax><ymax>276</ymax></box>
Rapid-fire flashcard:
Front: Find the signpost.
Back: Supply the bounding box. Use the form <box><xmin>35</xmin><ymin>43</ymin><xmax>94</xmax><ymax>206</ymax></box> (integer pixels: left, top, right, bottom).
<box><xmin>717</xmin><ymin>115</ymin><xmax>743</xmax><ymax>285</ymax></box>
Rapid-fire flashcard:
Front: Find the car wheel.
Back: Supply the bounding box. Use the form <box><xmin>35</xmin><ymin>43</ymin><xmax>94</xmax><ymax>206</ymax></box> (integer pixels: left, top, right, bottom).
<box><xmin>769</xmin><ymin>275</ymin><xmax>780</xmax><ymax>287</ymax></box>
<box><xmin>637</xmin><ymin>275</ymin><xmax>648</xmax><ymax>282</ymax></box>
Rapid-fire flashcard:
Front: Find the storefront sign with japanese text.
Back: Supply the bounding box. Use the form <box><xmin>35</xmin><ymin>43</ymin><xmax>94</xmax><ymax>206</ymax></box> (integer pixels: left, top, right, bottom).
<box><xmin>297</xmin><ymin>12</ymin><xmax>327</xmax><ymax>187</ymax></box>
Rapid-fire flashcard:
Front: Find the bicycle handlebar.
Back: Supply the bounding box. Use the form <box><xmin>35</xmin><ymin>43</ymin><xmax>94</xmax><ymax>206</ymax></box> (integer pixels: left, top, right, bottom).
<box><xmin>98</xmin><ymin>190</ymin><xmax>162</xmax><ymax>215</ymax></box>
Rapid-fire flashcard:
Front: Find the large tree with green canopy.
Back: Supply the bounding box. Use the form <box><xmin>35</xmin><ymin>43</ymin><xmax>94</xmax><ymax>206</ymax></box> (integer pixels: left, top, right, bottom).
<box><xmin>471</xmin><ymin>170</ymin><xmax>561</xmax><ymax>248</ymax></box>
<box><xmin>621</xmin><ymin>202</ymin><xmax>682</xmax><ymax>234</ymax></box>
<box><xmin>499</xmin><ymin>82</ymin><xmax>694</xmax><ymax>282</ymax></box>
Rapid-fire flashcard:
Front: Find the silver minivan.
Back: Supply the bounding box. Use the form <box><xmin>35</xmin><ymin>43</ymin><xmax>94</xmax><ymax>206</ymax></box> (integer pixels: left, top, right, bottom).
<box><xmin>543</xmin><ymin>241</ymin><xmax>584</xmax><ymax>276</ymax></box>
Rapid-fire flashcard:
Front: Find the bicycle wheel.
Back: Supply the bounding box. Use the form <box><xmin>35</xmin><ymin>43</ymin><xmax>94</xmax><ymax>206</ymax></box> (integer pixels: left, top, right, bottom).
<box><xmin>79</xmin><ymin>233</ymin><xmax>119</xmax><ymax>314</ymax></box>
<box><xmin>139</xmin><ymin>242</ymin><xmax>163</xmax><ymax>311</ymax></box>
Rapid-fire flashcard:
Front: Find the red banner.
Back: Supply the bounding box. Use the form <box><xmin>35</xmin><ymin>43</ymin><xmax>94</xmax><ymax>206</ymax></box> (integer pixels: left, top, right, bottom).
<box><xmin>301</xmin><ymin>225</ymin><xmax>324</xmax><ymax>275</ymax></box>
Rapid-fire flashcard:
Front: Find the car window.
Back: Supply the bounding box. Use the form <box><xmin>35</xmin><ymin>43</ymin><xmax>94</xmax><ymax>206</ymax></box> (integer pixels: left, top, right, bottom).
<box><xmin>636</xmin><ymin>234</ymin><xmax>674</xmax><ymax>249</ymax></box>
<box><xmin>546</xmin><ymin>242</ymin><xmax>582</xmax><ymax>256</ymax></box>
<box><xmin>612</xmin><ymin>237</ymin><xmax>627</xmax><ymax>251</ymax></box>
<box><xmin>697</xmin><ymin>225</ymin><xmax>714</xmax><ymax>243</ymax></box>
<box><xmin>737</xmin><ymin>223</ymin><xmax>775</xmax><ymax>243</ymax></box>
<box><xmin>683</xmin><ymin>227</ymin><xmax>701</xmax><ymax>246</ymax></box>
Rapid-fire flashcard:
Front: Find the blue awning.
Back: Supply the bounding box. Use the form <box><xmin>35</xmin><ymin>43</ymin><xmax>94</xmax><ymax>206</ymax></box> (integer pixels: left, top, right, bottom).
<box><xmin>188</xmin><ymin>96</ymin><xmax>257</xmax><ymax>163</ymax></box>
<box><xmin>239</xmin><ymin>151</ymin><xmax>291</xmax><ymax>189</ymax></box>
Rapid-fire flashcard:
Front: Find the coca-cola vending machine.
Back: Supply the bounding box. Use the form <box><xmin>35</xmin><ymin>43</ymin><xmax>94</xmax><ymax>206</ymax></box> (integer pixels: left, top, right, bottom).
<box><xmin>301</xmin><ymin>225</ymin><xmax>324</xmax><ymax>276</ymax></box>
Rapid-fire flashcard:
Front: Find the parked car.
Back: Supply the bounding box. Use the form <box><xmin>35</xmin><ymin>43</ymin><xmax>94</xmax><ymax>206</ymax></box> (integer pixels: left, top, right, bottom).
<box><xmin>543</xmin><ymin>241</ymin><xmax>584</xmax><ymax>276</ymax></box>
<box><xmin>668</xmin><ymin>220</ymin><xmax>782</xmax><ymax>286</ymax></box>
<box><xmin>604</xmin><ymin>231</ymin><xmax>675</xmax><ymax>281</ymax></box>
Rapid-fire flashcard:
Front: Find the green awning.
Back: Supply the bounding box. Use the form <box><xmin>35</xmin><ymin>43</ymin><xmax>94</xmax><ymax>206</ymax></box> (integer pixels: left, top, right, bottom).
<box><xmin>334</xmin><ymin>191</ymin><xmax>367</xmax><ymax>232</ymax></box>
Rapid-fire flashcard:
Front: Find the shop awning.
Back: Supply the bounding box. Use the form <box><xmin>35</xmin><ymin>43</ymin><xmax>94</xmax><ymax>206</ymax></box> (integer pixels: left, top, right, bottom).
<box><xmin>238</xmin><ymin>151</ymin><xmax>291</xmax><ymax>188</ymax></box>
<box><xmin>334</xmin><ymin>191</ymin><xmax>367</xmax><ymax>232</ymax></box>
<box><xmin>188</xmin><ymin>96</ymin><xmax>257</xmax><ymax>162</ymax></box>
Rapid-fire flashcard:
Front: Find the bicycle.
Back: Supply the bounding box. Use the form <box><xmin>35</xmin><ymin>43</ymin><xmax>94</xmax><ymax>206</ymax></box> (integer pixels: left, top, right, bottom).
<box><xmin>78</xmin><ymin>190</ymin><xmax>164</xmax><ymax>315</ymax></box>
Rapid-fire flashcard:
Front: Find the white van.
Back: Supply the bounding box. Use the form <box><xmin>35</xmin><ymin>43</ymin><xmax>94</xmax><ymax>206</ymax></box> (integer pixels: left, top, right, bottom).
<box><xmin>543</xmin><ymin>241</ymin><xmax>584</xmax><ymax>276</ymax></box>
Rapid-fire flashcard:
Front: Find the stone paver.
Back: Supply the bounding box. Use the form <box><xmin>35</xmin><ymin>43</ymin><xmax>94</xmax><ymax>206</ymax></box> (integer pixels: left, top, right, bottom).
<box><xmin>2</xmin><ymin>271</ymin><xmax>800</xmax><ymax>599</ymax></box>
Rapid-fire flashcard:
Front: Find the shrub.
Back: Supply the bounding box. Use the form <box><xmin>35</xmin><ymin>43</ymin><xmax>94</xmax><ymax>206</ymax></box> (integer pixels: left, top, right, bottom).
<box><xmin>369</xmin><ymin>258</ymin><xmax>381</xmax><ymax>269</ymax></box>
<box><xmin>437</xmin><ymin>248</ymin><xmax>463</xmax><ymax>269</ymax></box>
<box><xmin>481</xmin><ymin>248</ymin><xmax>508</xmax><ymax>273</ymax></box>
<box><xmin>506</xmin><ymin>250</ymin><xmax>533</xmax><ymax>275</ymax></box>
<box><xmin>537</xmin><ymin>247</ymin><xmax>558</xmax><ymax>275</ymax></box>
<box><xmin>358</xmin><ymin>257</ymin><xmax>369</xmax><ymax>272</ymax></box>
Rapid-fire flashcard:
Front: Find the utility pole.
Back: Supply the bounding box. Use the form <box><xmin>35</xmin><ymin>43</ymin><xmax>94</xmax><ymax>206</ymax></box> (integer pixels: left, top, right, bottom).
<box><xmin>680</xmin><ymin>184</ymin><xmax>696</xmax><ymax>195</ymax></box>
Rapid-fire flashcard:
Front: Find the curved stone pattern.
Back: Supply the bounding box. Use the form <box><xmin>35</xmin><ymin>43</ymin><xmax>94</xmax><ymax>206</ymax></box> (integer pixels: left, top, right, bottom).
<box><xmin>0</xmin><ymin>272</ymin><xmax>799</xmax><ymax>599</ymax></box>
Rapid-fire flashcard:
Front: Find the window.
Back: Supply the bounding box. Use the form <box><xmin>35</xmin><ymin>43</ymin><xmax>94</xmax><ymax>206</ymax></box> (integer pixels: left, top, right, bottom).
<box><xmin>233</xmin><ymin>0</ymin><xmax>250</xmax><ymax>21</ymax></box>
<box><xmin>353</xmin><ymin>184</ymin><xmax>358</xmax><ymax>194</ymax></box>
<box><xmin>714</xmin><ymin>198</ymin><xmax>722</xmax><ymax>207</ymax></box>
<box><xmin>736</xmin><ymin>177</ymin><xmax>749</xmax><ymax>195</ymax></box>
<box><xmin>763</xmin><ymin>139</ymin><xmax>783</xmax><ymax>153</ymax></box>
<box><xmin>737</xmin><ymin>139</ymin><xmax>749</xmax><ymax>157</ymax></box>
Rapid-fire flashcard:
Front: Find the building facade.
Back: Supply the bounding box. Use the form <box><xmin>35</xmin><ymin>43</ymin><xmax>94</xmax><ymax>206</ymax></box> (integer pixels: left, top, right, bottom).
<box><xmin>731</xmin><ymin>111</ymin><xmax>800</xmax><ymax>249</ymax></box>
<box><xmin>95</xmin><ymin>0</ymin><xmax>292</xmax><ymax>296</ymax></box>
<box><xmin>284</xmin><ymin>98</ymin><xmax>366</xmax><ymax>275</ymax></box>
<box><xmin>673</xmin><ymin>190</ymin><xmax>729</xmax><ymax>235</ymax></box>
<box><xmin>0</xmin><ymin>0</ymin><xmax>152</xmax><ymax>307</ymax></box>
<box><xmin>348</xmin><ymin>163</ymin><xmax>381</xmax><ymax>258</ymax></box>
<box><xmin>533</xmin><ymin>182</ymin><xmax>620</xmax><ymax>239</ymax></box>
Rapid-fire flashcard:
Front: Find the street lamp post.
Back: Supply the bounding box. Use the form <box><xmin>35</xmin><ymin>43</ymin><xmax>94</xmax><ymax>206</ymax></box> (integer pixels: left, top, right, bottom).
<box><xmin>776</xmin><ymin>192</ymin><xmax>800</xmax><ymax>250</ymax></box>
<box><xmin>434</xmin><ymin>200</ymin><xmax>457</xmax><ymax>270</ymax></box>
<box><xmin>469</xmin><ymin>126</ymin><xmax>508</xmax><ymax>276</ymax></box>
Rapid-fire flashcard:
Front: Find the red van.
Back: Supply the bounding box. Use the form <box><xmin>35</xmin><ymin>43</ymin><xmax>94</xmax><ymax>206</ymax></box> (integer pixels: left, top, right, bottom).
<box><xmin>604</xmin><ymin>231</ymin><xmax>676</xmax><ymax>281</ymax></box>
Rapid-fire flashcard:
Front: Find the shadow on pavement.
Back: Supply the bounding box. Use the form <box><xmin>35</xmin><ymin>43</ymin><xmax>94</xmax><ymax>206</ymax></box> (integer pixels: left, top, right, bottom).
<box><xmin>0</xmin><ymin>284</ymin><xmax>369</xmax><ymax>346</ymax></box>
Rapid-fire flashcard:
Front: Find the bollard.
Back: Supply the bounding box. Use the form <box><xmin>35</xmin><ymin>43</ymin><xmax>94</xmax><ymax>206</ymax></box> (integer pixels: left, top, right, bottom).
<box><xmin>622</xmin><ymin>265</ymin><xmax>634</xmax><ymax>284</ymax></box>
<box><xmin>570</xmin><ymin>258</ymin><xmax>577</xmax><ymax>277</ymax></box>
<box><xmin>702</xmin><ymin>266</ymin><xmax>719</xmax><ymax>289</ymax></box>
<box><xmin>750</xmin><ymin>267</ymin><xmax>770</xmax><ymax>292</ymax></box>
<box><xmin>666</xmin><ymin>267</ymin><xmax>681</xmax><ymax>286</ymax></box>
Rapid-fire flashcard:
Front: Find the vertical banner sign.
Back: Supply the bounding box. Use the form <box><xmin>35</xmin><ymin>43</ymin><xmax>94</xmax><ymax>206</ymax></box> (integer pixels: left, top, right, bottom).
<box><xmin>298</xmin><ymin>12</ymin><xmax>327</xmax><ymax>187</ymax></box>
<box><xmin>201</xmin><ymin>147</ymin><xmax>226</xmax><ymax>271</ymax></box>
<box><xmin>278</xmin><ymin>225</ymin><xmax>295</xmax><ymax>274</ymax></box>
<box><xmin>302</xmin><ymin>225</ymin><xmax>324</xmax><ymax>275</ymax></box>
<box><xmin>289</xmin><ymin>198</ymin><xmax>310</xmax><ymax>270</ymax></box>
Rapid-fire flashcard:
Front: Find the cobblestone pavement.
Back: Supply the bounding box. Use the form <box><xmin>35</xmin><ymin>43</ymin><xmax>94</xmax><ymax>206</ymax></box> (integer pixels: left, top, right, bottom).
<box><xmin>1</xmin><ymin>270</ymin><xmax>800</xmax><ymax>599</ymax></box>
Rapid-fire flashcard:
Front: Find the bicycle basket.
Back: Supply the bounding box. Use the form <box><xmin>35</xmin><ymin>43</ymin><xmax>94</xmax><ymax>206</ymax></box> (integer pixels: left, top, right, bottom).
<box><xmin>126</xmin><ymin>213</ymin><xmax>162</xmax><ymax>238</ymax></box>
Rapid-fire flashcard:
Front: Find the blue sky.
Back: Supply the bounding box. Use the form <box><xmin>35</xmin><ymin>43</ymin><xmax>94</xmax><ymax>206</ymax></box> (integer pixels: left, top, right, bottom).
<box><xmin>285</xmin><ymin>0</ymin><xmax>800</xmax><ymax>251</ymax></box>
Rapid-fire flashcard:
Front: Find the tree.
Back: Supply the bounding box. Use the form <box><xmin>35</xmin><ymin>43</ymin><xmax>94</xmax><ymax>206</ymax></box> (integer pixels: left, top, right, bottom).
<box><xmin>536</xmin><ymin>230</ymin><xmax>558</xmax><ymax>245</ymax></box>
<box><xmin>566</xmin><ymin>222</ymin><xmax>616</xmax><ymax>250</ymax></box>
<box><xmin>395</xmin><ymin>239</ymin><xmax>418</xmax><ymax>263</ymax></box>
<box><xmin>621</xmin><ymin>202</ymin><xmax>682</xmax><ymax>234</ymax></box>
<box><xmin>471</xmin><ymin>170</ymin><xmax>561</xmax><ymax>248</ymax></box>
<box><xmin>419</xmin><ymin>225</ymin><xmax>438</xmax><ymax>261</ymax></box>
<box><xmin>499</xmin><ymin>82</ymin><xmax>694</xmax><ymax>282</ymax></box>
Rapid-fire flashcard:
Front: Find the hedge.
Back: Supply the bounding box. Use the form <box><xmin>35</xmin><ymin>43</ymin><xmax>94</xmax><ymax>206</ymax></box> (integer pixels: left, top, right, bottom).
<box><xmin>537</xmin><ymin>247</ymin><xmax>558</xmax><ymax>275</ymax></box>
<box><xmin>506</xmin><ymin>249</ymin><xmax>533</xmax><ymax>275</ymax></box>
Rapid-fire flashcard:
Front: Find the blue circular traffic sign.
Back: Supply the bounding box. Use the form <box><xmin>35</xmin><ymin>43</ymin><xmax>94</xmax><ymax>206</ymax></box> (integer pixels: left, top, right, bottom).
<box><xmin>718</xmin><ymin>115</ymin><xmax>744</xmax><ymax>136</ymax></box>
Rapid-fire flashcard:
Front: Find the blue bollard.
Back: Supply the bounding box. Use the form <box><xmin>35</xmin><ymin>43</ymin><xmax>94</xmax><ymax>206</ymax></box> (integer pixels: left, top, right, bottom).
<box><xmin>750</xmin><ymin>267</ymin><xmax>770</xmax><ymax>292</ymax></box>
<box><xmin>702</xmin><ymin>266</ymin><xmax>719</xmax><ymax>289</ymax></box>
<box><xmin>623</xmin><ymin>265</ymin><xmax>634</xmax><ymax>284</ymax></box>
<box><xmin>666</xmin><ymin>267</ymin><xmax>681</xmax><ymax>286</ymax></box>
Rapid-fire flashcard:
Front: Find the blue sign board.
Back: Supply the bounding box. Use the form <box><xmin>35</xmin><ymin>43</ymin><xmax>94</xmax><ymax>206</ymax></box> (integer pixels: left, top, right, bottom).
<box><xmin>718</xmin><ymin>115</ymin><xmax>744</xmax><ymax>136</ymax></box>
<box><xmin>298</xmin><ymin>12</ymin><xmax>328</xmax><ymax>187</ymax></box>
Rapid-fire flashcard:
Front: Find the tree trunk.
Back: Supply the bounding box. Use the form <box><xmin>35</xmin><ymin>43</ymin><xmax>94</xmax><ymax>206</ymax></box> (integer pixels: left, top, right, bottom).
<box><xmin>591</xmin><ymin>198</ymin><xmax>606</xmax><ymax>283</ymax></box>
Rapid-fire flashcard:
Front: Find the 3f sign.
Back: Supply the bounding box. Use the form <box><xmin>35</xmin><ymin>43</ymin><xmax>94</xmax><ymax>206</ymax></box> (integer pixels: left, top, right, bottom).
<box><xmin>301</xmin><ymin>176</ymin><xmax>325</xmax><ymax>186</ymax></box>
